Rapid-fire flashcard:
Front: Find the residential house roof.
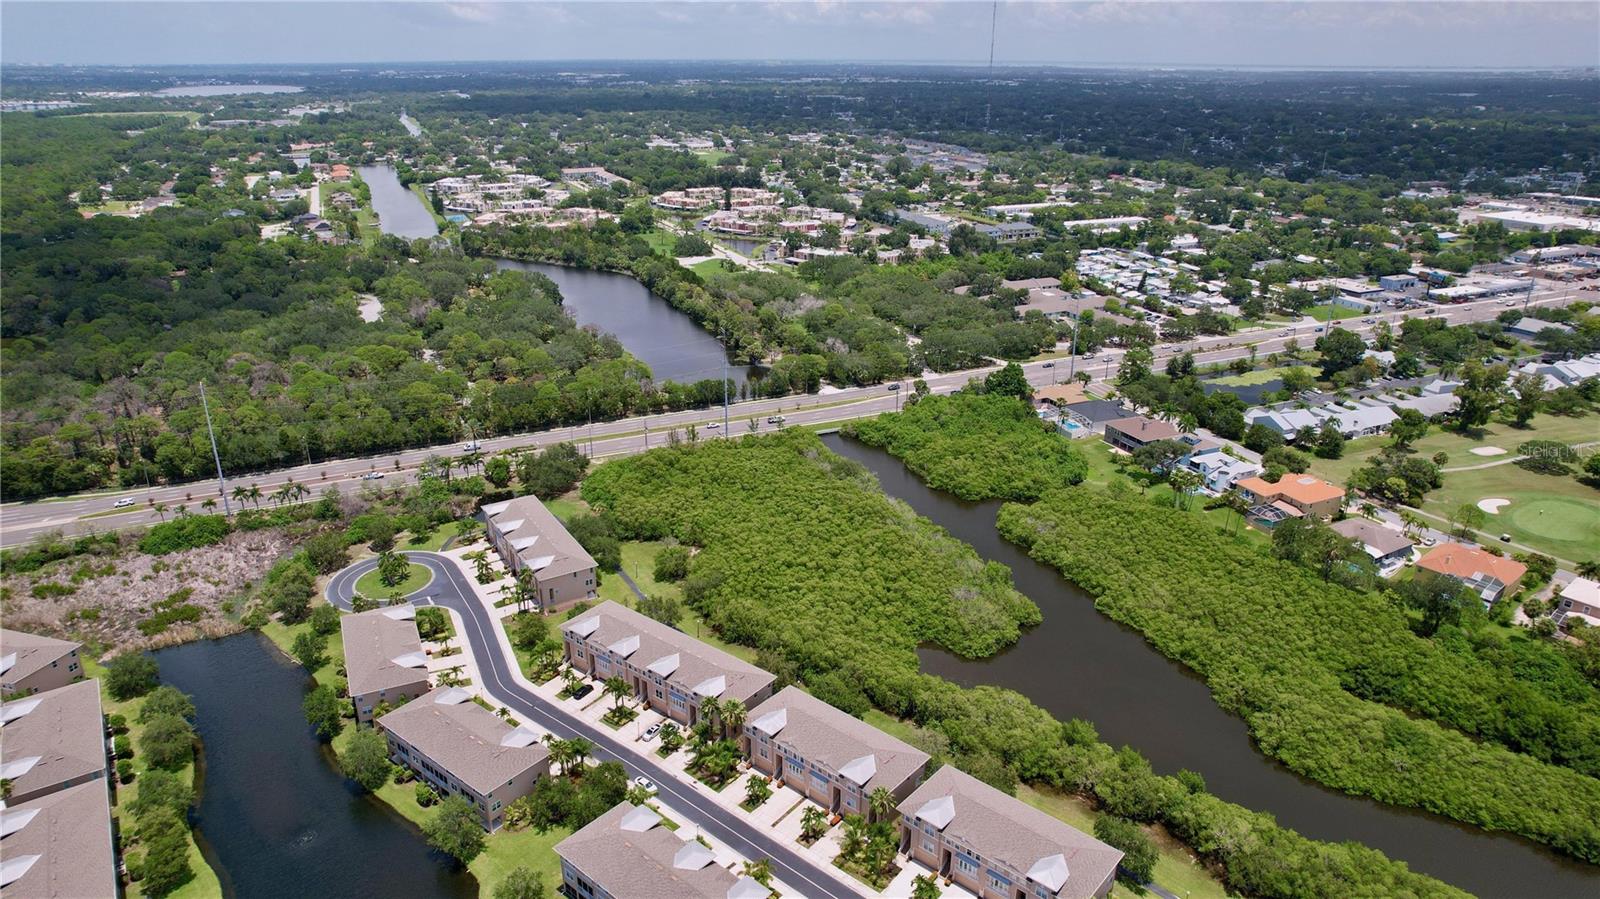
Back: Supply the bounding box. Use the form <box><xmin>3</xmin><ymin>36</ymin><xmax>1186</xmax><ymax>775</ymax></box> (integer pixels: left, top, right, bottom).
<box><xmin>0</xmin><ymin>781</ymin><xmax>118</xmax><ymax>899</ymax></box>
<box><xmin>483</xmin><ymin>495</ymin><xmax>597</xmax><ymax>580</ymax></box>
<box><xmin>1103</xmin><ymin>416</ymin><xmax>1181</xmax><ymax>442</ymax></box>
<box><xmin>1062</xmin><ymin>400</ymin><xmax>1131</xmax><ymax>426</ymax></box>
<box><xmin>0</xmin><ymin>680</ymin><xmax>104</xmax><ymax>801</ymax></box>
<box><xmin>1330</xmin><ymin>518</ymin><xmax>1415</xmax><ymax>559</ymax></box>
<box><xmin>0</xmin><ymin>630</ymin><xmax>79</xmax><ymax>688</ymax></box>
<box><xmin>1235</xmin><ymin>473</ymin><xmax>1345</xmax><ymax>506</ymax></box>
<box><xmin>377</xmin><ymin>688</ymin><xmax>549</xmax><ymax>796</ymax></box>
<box><xmin>1329</xmin><ymin>403</ymin><xmax>1398</xmax><ymax>434</ymax></box>
<box><xmin>898</xmin><ymin>766</ymin><xmax>1122</xmax><ymax>899</ymax></box>
<box><xmin>340</xmin><ymin>604</ymin><xmax>431</xmax><ymax>698</ymax></box>
<box><xmin>1559</xmin><ymin>576</ymin><xmax>1600</xmax><ymax>609</ymax></box>
<box><xmin>555</xmin><ymin>801</ymin><xmax>758</xmax><ymax>899</ymax></box>
<box><xmin>1034</xmin><ymin>384</ymin><xmax>1089</xmax><ymax>406</ymax></box>
<box><xmin>1386</xmin><ymin>393</ymin><xmax>1459</xmax><ymax>418</ymax></box>
<box><xmin>745</xmin><ymin>686</ymin><xmax>928</xmax><ymax>795</ymax></box>
<box><xmin>562</xmin><ymin>602</ymin><xmax>773</xmax><ymax>706</ymax></box>
<box><xmin>1417</xmin><ymin>544</ymin><xmax>1527</xmax><ymax>597</ymax></box>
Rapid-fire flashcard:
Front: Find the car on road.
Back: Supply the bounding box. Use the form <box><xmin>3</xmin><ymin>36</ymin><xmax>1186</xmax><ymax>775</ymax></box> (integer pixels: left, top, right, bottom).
<box><xmin>362</xmin><ymin>471</ymin><xmax>385</xmax><ymax>480</ymax></box>
<box><xmin>463</xmin><ymin>441</ymin><xmax>482</xmax><ymax>451</ymax></box>
<box><xmin>631</xmin><ymin>776</ymin><xmax>657</xmax><ymax>795</ymax></box>
<box><xmin>1500</xmin><ymin>533</ymin><xmax>1513</xmax><ymax>543</ymax></box>
<box><xmin>887</xmin><ymin>382</ymin><xmax>901</xmax><ymax>391</ymax></box>
<box><xmin>1314</xmin><ymin>326</ymin><xmax>1325</xmax><ymax>332</ymax></box>
<box><xmin>571</xmin><ymin>683</ymin><xmax>594</xmax><ymax>700</ymax></box>
<box><xmin>1041</xmin><ymin>361</ymin><xmax>1055</xmax><ymax>368</ymax></box>
<box><xmin>704</xmin><ymin>422</ymin><xmax>720</xmax><ymax>430</ymax></box>
<box><xmin>766</xmin><ymin>415</ymin><xmax>785</xmax><ymax>424</ymax></box>
<box><xmin>113</xmin><ymin>497</ymin><xmax>137</xmax><ymax>509</ymax></box>
<box><xmin>642</xmin><ymin>721</ymin><xmax>663</xmax><ymax>742</ymax></box>
<box><xmin>1361</xmin><ymin>317</ymin><xmax>1376</xmax><ymax>323</ymax></box>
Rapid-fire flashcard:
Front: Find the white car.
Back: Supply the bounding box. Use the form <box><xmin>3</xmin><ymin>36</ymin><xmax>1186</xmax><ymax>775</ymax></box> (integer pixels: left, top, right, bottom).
<box><xmin>113</xmin><ymin>497</ymin><xmax>137</xmax><ymax>509</ymax></box>
<box><xmin>362</xmin><ymin>471</ymin><xmax>385</xmax><ymax>480</ymax></box>
<box><xmin>463</xmin><ymin>441</ymin><xmax>482</xmax><ymax>451</ymax></box>
<box><xmin>630</xmin><ymin>776</ymin><xmax>657</xmax><ymax>795</ymax></box>
<box><xmin>704</xmin><ymin>422</ymin><xmax>720</xmax><ymax>430</ymax></box>
<box><xmin>642</xmin><ymin>721</ymin><xmax>663</xmax><ymax>742</ymax></box>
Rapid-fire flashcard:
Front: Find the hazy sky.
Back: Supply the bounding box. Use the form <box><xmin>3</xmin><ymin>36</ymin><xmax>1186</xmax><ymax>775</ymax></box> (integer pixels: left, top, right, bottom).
<box><xmin>4</xmin><ymin>1</ymin><xmax>1597</xmax><ymax>69</ymax></box>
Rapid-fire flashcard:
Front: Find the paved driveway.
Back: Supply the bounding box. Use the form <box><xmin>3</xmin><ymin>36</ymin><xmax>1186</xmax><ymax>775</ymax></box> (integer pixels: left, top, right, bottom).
<box><xmin>326</xmin><ymin>551</ymin><xmax>861</xmax><ymax>899</ymax></box>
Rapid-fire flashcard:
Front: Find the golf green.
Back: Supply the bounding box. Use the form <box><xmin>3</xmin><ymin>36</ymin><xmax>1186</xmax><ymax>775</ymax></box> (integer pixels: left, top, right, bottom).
<box><xmin>1507</xmin><ymin>498</ymin><xmax>1600</xmax><ymax>540</ymax></box>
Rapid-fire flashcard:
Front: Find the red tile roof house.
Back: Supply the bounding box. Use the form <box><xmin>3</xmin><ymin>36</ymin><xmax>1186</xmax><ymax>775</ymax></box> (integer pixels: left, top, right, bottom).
<box><xmin>743</xmin><ymin>685</ymin><xmax>929</xmax><ymax>819</ymax></box>
<box><xmin>1416</xmin><ymin>543</ymin><xmax>1528</xmax><ymax>604</ymax></box>
<box><xmin>377</xmin><ymin>687</ymin><xmax>551</xmax><ymax>831</ymax></box>
<box><xmin>561</xmin><ymin>601</ymin><xmax>774</xmax><ymax>729</ymax></box>
<box><xmin>898</xmin><ymin>765</ymin><xmax>1123</xmax><ymax>899</ymax></box>
<box><xmin>1101</xmin><ymin>416</ymin><xmax>1182</xmax><ymax>454</ymax></box>
<box><xmin>1235</xmin><ymin>473</ymin><xmax>1346</xmax><ymax>528</ymax></box>
<box><xmin>0</xmin><ymin>630</ymin><xmax>83</xmax><ymax>698</ymax></box>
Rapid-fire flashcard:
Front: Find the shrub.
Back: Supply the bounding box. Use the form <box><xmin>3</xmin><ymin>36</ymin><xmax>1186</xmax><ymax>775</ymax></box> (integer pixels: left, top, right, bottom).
<box><xmin>139</xmin><ymin>686</ymin><xmax>195</xmax><ymax>723</ymax></box>
<box><xmin>415</xmin><ymin>607</ymin><xmax>451</xmax><ymax>641</ymax></box>
<box><xmin>113</xmin><ymin>734</ymin><xmax>133</xmax><ymax>759</ymax></box>
<box><xmin>415</xmin><ymin>783</ymin><xmax>439</xmax><ymax>807</ymax></box>
<box><xmin>1094</xmin><ymin>815</ymin><xmax>1159</xmax><ymax>885</ymax></box>
<box><xmin>139</xmin><ymin>714</ymin><xmax>195</xmax><ymax>771</ymax></box>
<box><xmin>341</xmin><ymin>728</ymin><xmax>394</xmax><ymax>791</ymax></box>
<box><xmin>133</xmin><ymin>806</ymin><xmax>194</xmax><ymax>897</ymax></box>
<box><xmin>303</xmin><ymin>531</ymin><xmax>352</xmax><ymax>574</ymax></box>
<box><xmin>127</xmin><ymin>769</ymin><xmax>194</xmax><ymax>821</ymax></box>
<box><xmin>139</xmin><ymin>515</ymin><xmax>230</xmax><ymax>555</ymax></box>
<box><xmin>105</xmin><ymin>653</ymin><xmax>160</xmax><ymax>700</ymax></box>
<box><xmin>117</xmin><ymin>759</ymin><xmax>136</xmax><ymax>783</ymax></box>
<box><xmin>653</xmin><ymin>545</ymin><xmax>691</xmax><ymax>582</ymax></box>
<box><xmin>291</xmin><ymin>630</ymin><xmax>327</xmax><ymax>671</ymax></box>
<box><xmin>309</xmin><ymin>603</ymin><xmax>341</xmax><ymax>636</ymax></box>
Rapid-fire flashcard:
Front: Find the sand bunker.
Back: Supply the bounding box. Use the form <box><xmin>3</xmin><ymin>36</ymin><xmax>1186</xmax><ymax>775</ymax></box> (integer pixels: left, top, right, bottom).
<box><xmin>1470</xmin><ymin>446</ymin><xmax>1508</xmax><ymax>457</ymax></box>
<box><xmin>1478</xmin><ymin>498</ymin><xmax>1511</xmax><ymax>515</ymax></box>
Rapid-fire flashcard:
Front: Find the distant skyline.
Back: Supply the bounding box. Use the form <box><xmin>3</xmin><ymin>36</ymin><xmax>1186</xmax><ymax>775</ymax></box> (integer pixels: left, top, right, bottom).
<box><xmin>3</xmin><ymin>1</ymin><xmax>1598</xmax><ymax>70</ymax></box>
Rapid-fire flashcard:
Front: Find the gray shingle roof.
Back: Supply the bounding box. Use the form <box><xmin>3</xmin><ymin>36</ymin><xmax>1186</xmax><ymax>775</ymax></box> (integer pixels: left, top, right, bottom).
<box><xmin>340</xmin><ymin>605</ymin><xmax>431</xmax><ymax>698</ymax></box>
<box><xmin>899</xmin><ymin>766</ymin><xmax>1122</xmax><ymax>899</ymax></box>
<box><xmin>556</xmin><ymin>801</ymin><xmax>746</xmax><ymax>899</ymax></box>
<box><xmin>0</xmin><ymin>781</ymin><xmax>118</xmax><ymax>899</ymax></box>
<box><xmin>746</xmin><ymin>686</ymin><xmax>928</xmax><ymax>794</ymax></box>
<box><xmin>0</xmin><ymin>680</ymin><xmax>104</xmax><ymax>801</ymax></box>
<box><xmin>563</xmin><ymin>602</ymin><xmax>774</xmax><ymax>706</ymax></box>
<box><xmin>0</xmin><ymin>630</ymin><xmax>79</xmax><ymax>688</ymax></box>
<box><xmin>378</xmin><ymin>688</ymin><xmax>548</xmax><ymax>795</ymax></box>
<box><xmin>1330</xmin><ymin>518</ymin><xmax>1414</xmax><ymax>557</ymax></box>
<box><xmin>483</xmin><ymin>496</ymin><xmax>597</xmax><ymax>580</ymax></box>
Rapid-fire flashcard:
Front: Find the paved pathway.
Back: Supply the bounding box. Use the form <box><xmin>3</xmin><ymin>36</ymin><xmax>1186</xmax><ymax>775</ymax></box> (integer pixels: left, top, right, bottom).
<box><xmin>326</xmin><ymin>552</ymin><xmax>860</xmax><ymax>899</ymax></box>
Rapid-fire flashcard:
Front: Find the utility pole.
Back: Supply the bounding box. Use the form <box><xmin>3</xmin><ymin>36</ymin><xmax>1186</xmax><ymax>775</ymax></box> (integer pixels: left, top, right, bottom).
<box><xmin>983</xmin><ymin>1</ymin><xmax>998</xmax><ymax>132</ymax></box>
<box><xmin>721</xmin><ymin>328</ymin><xmax>730</xmax><ymax>437</ymax></box>
<box><xmin>1066</xmin><ymin>295</ymin><xmax>1082</xmax><ymax>384</ymax></box>
<box><xmin>199</xmin><ymin>381</ymin><xmax>231</xmax><ymax>516</ymax></box>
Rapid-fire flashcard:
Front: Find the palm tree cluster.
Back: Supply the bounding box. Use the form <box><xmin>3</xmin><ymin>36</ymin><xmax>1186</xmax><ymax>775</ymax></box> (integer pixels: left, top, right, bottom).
<box><xmin>837</xmin><ymin>791</ymin><xmax>901</xmax><ymax>887</ymax></box>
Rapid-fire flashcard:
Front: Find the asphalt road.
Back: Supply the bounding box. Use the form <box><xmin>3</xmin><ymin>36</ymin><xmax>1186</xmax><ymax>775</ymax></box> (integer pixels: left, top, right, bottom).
<box><xmin>2</xmin><ymin>287</ymin><xmax>1583</xmax><ymax>547</ymax></box>
<box><xmin>326</xmin><ymin>552</ymin><xmax>862</xmax><ymax>899</ymax></box>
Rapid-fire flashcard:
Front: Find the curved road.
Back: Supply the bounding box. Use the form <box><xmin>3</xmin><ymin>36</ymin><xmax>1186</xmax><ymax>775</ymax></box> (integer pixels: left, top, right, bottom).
<box><xmin>327</xmin><ymin>552</ymin><xmax>859</xmax><ymax>899</ymax></box>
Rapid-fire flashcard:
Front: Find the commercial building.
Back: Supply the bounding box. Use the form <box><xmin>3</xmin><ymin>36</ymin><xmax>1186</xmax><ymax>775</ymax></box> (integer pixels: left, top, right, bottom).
<box><xmin>483</xmin><ymin>496</ymin><xmax>598</xmax><ymax>612</ymax></box>
<box><xmin>556</xmin><ymin>802</ymin><xmax>768</xmax><ymax>899</ymax></box>
<box><xmin>1236</xmin><ymin>473</ymin><xmax>1345</xmax><ymax>527</ymax></box>
<box><xmin>0</xmin><ymin>781</ymin><xmax>118</xmax><ymax>899</ymax></box>
<box><xmin>0</xmin><ymin>630</ymin><xmax>83</xmax><ymax>698</ymax></box>
<box><xmin>341</xmin><ymin>604</ymin><xmax>432</xmax><ymax>724</ymax></box>
<box><xmin>744</xmin><ymin>686</ymin><xmax>929</xmax><ymax>817</ymax></box>
<box><xmin>378</xmin><ymin>687</ymin><xmax>551</xmax><ymax>831</ymax></box>
<box><xmin>1416</xmin><ymin>544</ymin><xmax>1527</xmax><ymax>604</ymax></box>
<box><xmin>898</xmin><ymin>765</ymin><xmax>1122</xmax><ymax>899</ymax></box>
<box><xmin>1101</xmin><ymin>416</ymin><xmax>1181</xmax><ymax>454</ymax></box>
<box><xmin>562</xmin><ymin>601</ymin><xmax>774</xmax><ymax>728</ymax></box>
<box><xmin>0</xmin><ymin>679</ymin><xmax>106</xmax><ymax>804</ymax></box>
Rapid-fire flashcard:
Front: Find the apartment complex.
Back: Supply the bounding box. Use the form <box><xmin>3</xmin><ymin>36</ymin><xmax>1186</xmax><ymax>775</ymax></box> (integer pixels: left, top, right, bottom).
<box><xmin>0</xmin><ymin>679</ymin><xmax>106</xmax><ymax>804</ymax></box>
<box><xmin>483</xmin><ymin>495</ymin><xmax>598</xmax><ymax>612</ymax></box>
<box><xmin>744</xmin><ymin>685</ymin><xmax>929</xmax><ymax>818</ymax></box>
<box><xmin>561</xmin><ymin>601</ymin><xmax>775</xmax><ymax>728</ymax></box>
<box><xmin>0</xmin><ymin>781</ymin><xmax>119</xmax><ymax>899</ymax></box>
<box><xmin>341</xmin><ymin>604</ymin><xmax>432</xmax><ymax>724</ymax></box>
<box><xmin>556</xmin><ymin>802</ymin><xmax>769</xmax><ymax>899</ymax></box>
<box><xmin>899</xmin><ymin>766</ymin><xmax>1122</xmax><ymax>899</ymax></box>
<box><xmin>0</xmin><ymin>629</ymin><xmax>83</xmax><ymax>698</ymax></box>
<box><xmin>378</xmin><ymin>687</ymin><xmax>551</xmax><ymax>831</ymax></box>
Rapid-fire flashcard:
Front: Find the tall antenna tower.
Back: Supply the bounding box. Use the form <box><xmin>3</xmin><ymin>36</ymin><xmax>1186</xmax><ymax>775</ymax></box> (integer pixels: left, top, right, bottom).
<box><xmin>984</xmin><ymin>1</ymin><xmax>998</xmax><ymax>132</ymax></box>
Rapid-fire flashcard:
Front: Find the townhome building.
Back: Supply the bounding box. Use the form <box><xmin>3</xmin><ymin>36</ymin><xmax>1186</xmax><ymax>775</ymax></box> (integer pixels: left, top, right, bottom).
<box><xmin>378</xmin><ymin>687</ymin><xmax>551</xmax><ymax>831</ymax></box>
<box><xmin>561</xmin><ymin>601</ymin><xmax>774</xmax><ymax>728</ymax></box>
<box><xmin>743</xmin><ymin>685</ymin><xmax>929</xmax><ymax>818</ymax></box>
<box><xmin>341</xmin><ymin>604</ymin><xmax>432</xmax><ymax>724</ymax></box>
<box><xmin>482</xmin><ymin>496</ymin><xmax>598</xmax><ymax>612</ymax></box>
<box><xmin>0</xmin><ymin>679</ymin><xmax>106</xmax><ymax>804</ymax></box>
<box><xmin>899</xmin><ymin>765</ymin><xmax>1122</xmax><ymax>899</ymax></box>
<box><xmin>556</xmin><ymin>802</ymin><xmax>769</xmax><ymax>899</ymax></box>
<box><xmin>0</xmin><ymin>781</ymin><xmax>118</xmax><ymax>899</ymax></box>
<box><xmin>0</xmin><ymin>630</ymin><xmax>83</xmax><ymax>698</ymax></box>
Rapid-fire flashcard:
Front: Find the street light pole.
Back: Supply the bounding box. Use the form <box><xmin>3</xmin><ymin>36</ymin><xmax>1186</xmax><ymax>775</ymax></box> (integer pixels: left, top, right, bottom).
<box><xmin>721</xmin><ymin>328</ymin><xmax>730</xmax><ymax>437</ymax></box>
<box><xmin>198</xmin><ymin>381</ymin><xmax>231</xmax><ymax>516</ymax></box>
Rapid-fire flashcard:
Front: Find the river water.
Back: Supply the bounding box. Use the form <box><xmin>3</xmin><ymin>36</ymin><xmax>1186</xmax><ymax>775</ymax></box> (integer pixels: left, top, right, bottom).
<box><xmin>359</xmin><ymin>164</ymin><xmax>439</xmax><ymax>241</ymax></box>
<box><xmin>157</xmin><ymin>633</ymin><xmax>475</xmax><ymax>899</ymax></box>
<box><xmin>496</xmin><ymin>258</ymin><xmax>754</xmax><ymax>386</ymax></box>
<box><xmin>821</xmin><ymin>433</ymin><xmax>1600</xmax><ymax>899</ymax></box>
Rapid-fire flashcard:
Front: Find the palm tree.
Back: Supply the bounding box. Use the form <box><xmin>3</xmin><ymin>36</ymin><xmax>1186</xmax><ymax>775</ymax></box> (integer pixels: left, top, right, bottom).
<box><xmin>459</xmin><ymin>449</ymin><xmax>484</xmax><ymax>474</ymax></box>
<box><xmin>231</xmin><ymin>485</ymin><xmax>249</xmax><ymax>508</ymax></box>
<box><xmin>839</xmin><ymin>814</ymin><xmax>867</xmax><ymax>860</ymax></box>
<box><xmin>1359</xmin><ymin>501</ymin><xmax>1378</xmax><ymax>520</ymax></box>
<box><xmin>698</xmin><ymin>696</ymin><xmax>723</xmax><ymax>735</ymax></box>
<box><xmin>719</xmin><ymin>699</ymin><xmax>747</xmax><ymax>741</ymax></box>
<box><xmin>496</xmin><ymin>706</ymin><xmax>511</xmax><ymax>721</ymax></box>
<box><xmin>245</xmin><ymin>484</ymin><xmax>263</xmax><ymax>508</ymax></box>
<box><xmin>1577</xmin><ymin>559</ymin><xmax>1600</xmax><ymax>579</ymax></box>
<box><xmin>464</xmin><ymin>550</ymin><xmax>492</xmax><ymax>583</ymax></box>
<box><xmin>200</xmin><ymin>498</ymin><xmax>217</xmax><ymax>513</ymax></box>
<box><xmin>290</xmin><ymin>481</ymin><xmax>310</xmax><ymax>503</ymax></box>
<box><xmin>740</xmin><ymin>859</ymin><xmax>773</xmax><ymax>887</ymax></box>
<box><xmin>799</xmin><ymin>806</ymin><xmax>828</xmax><ymax>843</ymax></box>
<box><xmin>868</xmin><ymin>786</ymin><xmax>896</xmax><ymax>824</ymax></box>
<box><xmin>567</xmin><ymin>737</ymin><xmax>594</xmax><ymax>772</ymax></box>
<box><xmin>152</xmin><ymin>502</ymin><xmax>168</xmax><ymax>522</ymax></box>
<box><xmin>603</xmin><ymin>675</ymin><xmax>630</xmax><ymax>713</ymax></box>
<box><xmin>545</xmin><ymin>737</ymin><xmax>575</xmax><ymax>775</ymax></box>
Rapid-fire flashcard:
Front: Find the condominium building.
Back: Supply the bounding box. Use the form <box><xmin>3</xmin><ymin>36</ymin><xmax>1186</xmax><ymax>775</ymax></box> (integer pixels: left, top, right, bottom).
<box><xmin>744</xmin><ymin>685</ymin><xmax>929</xmax><ymax>818</ymax></box>
<box><xmin>0</xmin><ymin>781</ymin><xmax>118</xmax><ymax>899</ymax></box>
<box><xmin>482</xmin><ymin>495</ymin><xmax>598</xmax><ymax>612</ymax></box>
<box><xmin>561</xmin><ymin>601</ymin><xmax>774</xmax><ymax>728</ymax></box>
<box><xmin>899</xmin><ymin>766</ymin><xmax>1123</xmax><ymax>899</ymax></box>
<box><xmin>0</xmin><ymin>630</ymin><xmax>83</xmax><ymax>698</ymax></box>
<box><xmin>378</xmin><ymin>687</ymin><xmax>551</xmax><ymax>831</ymax></box>
<box><xmin>556</xmin><ymin>801</ymin><xmax>769</xmax><ymax>899</ymax></box>
<box><xmin>0</xmin><ymin>679</ymin><xmax>106</xmax><ymax>804</ymax></box>
<box><xmin>341</xmin><ymin>604</ymin><xmax>432</xmax><ymax>724</ymax></box>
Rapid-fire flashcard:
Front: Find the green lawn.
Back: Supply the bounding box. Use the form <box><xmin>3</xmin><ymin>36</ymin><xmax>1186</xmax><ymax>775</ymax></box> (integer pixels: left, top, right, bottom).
<box><xmin>642</xmin><ymin>228</ymin><xmax>679</xmax><ymax>254</ymax></box>
<box><xmin>1207</xmin><ymin>365</ymin><xmax>1300</xmax><ymax>387</ymax></box>
<box><xmin>85</xmin><ymin>658</ymin><xmax>224</xmax><ymax>899</ymax></box>
<box><xmin>258</xmin><ymin>612</ymin><xmax>346</xmax><ymax>689</ymax></box>
<box><xmin>402</xmin><ymin>520</ymin><xmax>473</xmax><ymax>552</ymax></box>
<box><xmin>1309</xmin><ymin>303</ymin><xmax>1366</xmax><ymax>322</ymax></box>
<box><xmin>354</xmin><ymin>561</ymin><xmax>433</xmax><ymax>599</ymax></box>
<box><xmin>690</xmin><ymin>258</ymin><xmax>732</xmax><ymax>278</ymax></box>
<box><xmin>543</xmin><ymin>494</ymin><xmax>589</xmax><ymax>523</ymax></box>
<box><xmin>1420</xmin><ymin>463</ymin><xmax>1600</xmax><ymax>562</ymax></box>
<box><xmin>1308</xmin><ymin>410</ymin><xmax>1600</xmax><ymax>487</ymax></box>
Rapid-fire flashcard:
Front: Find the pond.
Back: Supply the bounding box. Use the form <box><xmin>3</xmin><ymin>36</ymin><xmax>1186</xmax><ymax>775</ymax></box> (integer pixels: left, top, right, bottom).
<box><xmin>359</xmin><ymin>164</ymin><xmax>439</xmax><ymax>241</ymax></box>
<box><xmin>156</xmin><ymin>84</ymin><xmax>302</xmax><ymax>96</ymax></box>
<box><xmin>1200</xmin><ymin>376</ymin><xmax>1283</xmax><ymax>407</ymax></box>
<box><xmin>157</xmin><ymin>633</ymin><xmax>475</xmax><ymax>899</ymax></box>
<box><xmin>821</xmin><ymin>433</ymin><xmax>1600</xmax><ymax>899</ymax></box>
<box><xmin>496</xmin><ymin>258</ymin><xmax>755</xmax><ymax>386</ymax></box>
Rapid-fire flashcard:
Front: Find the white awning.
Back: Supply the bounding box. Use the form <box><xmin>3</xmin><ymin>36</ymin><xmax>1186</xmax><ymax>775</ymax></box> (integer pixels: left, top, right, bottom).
<box><xmin>692</xmin><ymin>675</ymin><xmax>726</xmax><ymax>698</ymax></box>
<box><xmin>0</xmin><ymin>698</ymin><xmax>42</xmax><ymax>725</ymax></box>
<box><xmin>620</xmin><ymin>804</ymin><xmax>661</xmax><ymax>833</ymax></box>
<box><xmin>645</xmin><ymin>653</ymin><xmax>680</xmax><ymax>677</ymax></box>
<box><xmin>0</xmin><ymin>653</ymin><xmax>15</xmax><ymax>676</ymax></box>
<box><xmin>607</xmin><ymin>635</ymin><xmax>641</xmax><ymax>658</ymax></box>
<box><xmin>673</xmin><ymin>840</ymin><xmax>717</xmax><ymax>871</ymax></box>
<box><xmin>381</xmin><ymin>604</ymin><xmax>416</xmax><ymax>621</ymax></box>
<box><xmin>749</xmin><ymin>707</ymin><xmax>787</xmax><ymax>737</ymax></box>
<box><xmin>0</xmin><ymin>808</ymin><xmax>39</xmax><ymax>839</ymax></box>
<box><xmin>0</xmin><ymin>756</ymin><xmax>40</xmax><ymax>780</ymax></box>
<box><xmin>495</xmin><ymin>518</ymin><xmax>526</xmax><ymax>535</ymax></box>
<box><xmin>727</xmin><ymin>876</ymin><xmax>769</xmax><ymax>899</ymax></box>
<box><xmin>566</xmin><ymin>616</ymin><xmax>600</xmax><ymax>639</ymax></box>
<box><xmin>839</xmin><ymin>754</ymin><xmax>877</xmax><ymax>787</ymax></box>
<box><xmin>390</xmin><ymin>652</ymin><xmax>428</xmax><ymax>669</ymax></box>
<box><xmin>433</xmin><ymin>688</ymin><xmax>472</xmax><ymax>705</ymax></box>
<box><xmin>914</xmin><ymin>794</ymin><xmax>956</xmax><ymax>830</ymax></box>
<box><xmin>500</xmin><ymin>724</ymin><xmax>550</xmax><ymax>748</ymax></box>
<box><xmin>0</xmin><ymin>855</ymin><xmax>40</xmax><ymax>889</ymax></box>
<box><xmin>1027</xmin><ymin>854</ymin><xmax>1070</xmax><ymax>892</ymax></box>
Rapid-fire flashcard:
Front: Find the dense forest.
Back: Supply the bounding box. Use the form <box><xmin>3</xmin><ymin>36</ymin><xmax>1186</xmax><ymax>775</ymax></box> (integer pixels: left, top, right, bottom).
<box><xmin>579</xmin><ymin>430</ymin><xmax>1463</xmax><ymax>899</ymax></box>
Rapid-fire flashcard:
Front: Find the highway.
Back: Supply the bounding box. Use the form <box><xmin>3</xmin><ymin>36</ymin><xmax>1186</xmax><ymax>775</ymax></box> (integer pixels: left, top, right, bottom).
<box><xmin>326</xmin><ymin>552</ymin><xmax>861</xmax><ymax>899</ymax></box>
<box><xmin>0</xmin><ymin>286</ymin><xmax>1582</xmax><ymax>548</ymax></box>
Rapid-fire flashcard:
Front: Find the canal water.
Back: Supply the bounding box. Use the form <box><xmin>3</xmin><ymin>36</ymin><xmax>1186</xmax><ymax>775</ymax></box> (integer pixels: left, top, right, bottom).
<box><xmin>359</xmin><ymin>164</ymin><xmax>440</xmax><ymax>241</ymax></box>
<box><xmin>821</xmin><ymin>433</ymin><xmax>1600</xmax><ymax>899</ymax></box>
<box><xmin>157</xmin><ymin>633</ymin><xmax>475</xmax><ymax>899</ymax></box>
<box><xmin>496</xmin><ymin>258</ymin><xmax>754</xmax><ymax>386</ymax></box>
